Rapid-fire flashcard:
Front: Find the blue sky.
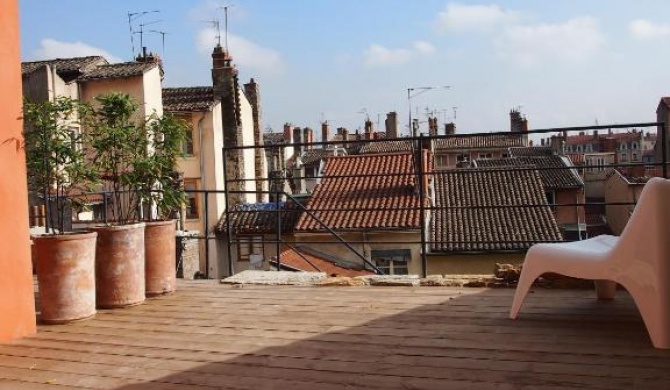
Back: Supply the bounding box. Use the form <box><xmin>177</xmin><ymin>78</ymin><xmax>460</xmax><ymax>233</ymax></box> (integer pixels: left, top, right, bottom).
<box><xmin>19</xmin><ymin>0</ymin><xmax>670</xmax><ymax>138</ymax></box>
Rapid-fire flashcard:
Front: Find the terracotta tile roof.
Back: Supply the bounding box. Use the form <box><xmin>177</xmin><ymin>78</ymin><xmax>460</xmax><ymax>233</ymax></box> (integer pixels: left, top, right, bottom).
<box><xmin>434</xmin><ymin>133</ymin><xmax>525</xmax><ymax>150</ymax></box>
<box><xmin>565</xmin><ymin>153</ymin><xmax>585</xmax><ymax>164</ymax></box>
<box><xmin>78</xmin><ymin>62</ymin><xmax>158</xmax><ymax>81</ymax></box>
<box><xmin>359</xmin><ymin>140</ymin><xmax>413</xmax><ymax>154</ymax></box>
<box><xmin>301</xmin><ymin>149</ymin><xmax>333</xmax><ymax>167</ymax></box>
<box><xmin>162</xmin><ymin>87</ymin><xmax>215</xmax><ymax>112</ymax></box>
<box><xmin>509</xmin><ymin>146</ymin><xmax>554</xmax><ymax>157</ymax></box>
<box><xmin>475</xmin><ymin>155</ymin><xmax>583</xmax><ymax>190</ymax></box>
<box><xmin>263</xmin><ymin>132</ymin><xmax>287</xmax><ymax>146</ymax></box>
<box><xmin>431</xmin><ymin>168</ymin><xmax>563</xmax><ymax>252</ymax></box>
<box><xmin>214</xmin><ymin>201</ymin><xmax>304</xmax><ymax>236</ymax></box>
<box><xmin>22</xmin><ymin>56</ymin><xmax>107</xmax><ymax>77</ymax></box>
<box><xmin>295</xmin><ymin>152</ymin><xmax>429</xmax><ymax>232</ymax></box>
<box><xmin>271</xmin><ymin>246</ymin><xmax>373</xmax><ymax>277</ymax></box>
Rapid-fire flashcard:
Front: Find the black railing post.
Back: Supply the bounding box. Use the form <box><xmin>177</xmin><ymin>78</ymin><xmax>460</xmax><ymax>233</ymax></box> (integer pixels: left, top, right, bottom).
<box><xmin>661</xmin><ymin>121</ymin><xmax>667</xmax><ymax>178</ymax></box>
<box><xmin>275</xmin><ymin>177</ymin><xmax>282</xmax><ymax>271</ymax></box>
<box><xmin>418</xmin><ymin>134</ymin><xmax>428</xmax><ymax>278</ymax></box>
<box><xmin>103</xmin><ymin>191</ymin><xmax>108</xmax><ymax>225</ymax></box>
<box><xmin>222</xmin><ymin>148</ymin><xmax>234</xmax><ymax>276</ymax></box>
<box><xmin>204</xmin><ymin>190</ymin><xmax>210</xmax><ymax>278</ymax></box>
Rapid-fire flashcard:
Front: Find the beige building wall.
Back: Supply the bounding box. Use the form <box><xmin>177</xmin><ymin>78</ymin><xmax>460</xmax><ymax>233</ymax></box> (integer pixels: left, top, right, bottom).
<box><xmin>427</xmin><ymin>252</ymin><xmax>525</xmax><ymax>275</ymax></box>
<box><xmin>604</xmin><ymin>172</ymin><xmax>644</xmax><ymax>235</ymax></box>
<box><xmin>294</xmin><ymin>231</ymin><xmax>423</xmax><ymax>274</ymax></box>
<box><xmin>239</xmin><ymin>93</ymin><xmax>258</xmax><ymax>204</ymax></box>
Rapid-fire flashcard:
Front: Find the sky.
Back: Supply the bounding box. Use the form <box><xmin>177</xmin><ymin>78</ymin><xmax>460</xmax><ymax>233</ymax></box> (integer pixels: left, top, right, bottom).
<box><xmin>18</xmin><ymin>0</ymin><xmax>670</xmax><ymax>138</ymax></box>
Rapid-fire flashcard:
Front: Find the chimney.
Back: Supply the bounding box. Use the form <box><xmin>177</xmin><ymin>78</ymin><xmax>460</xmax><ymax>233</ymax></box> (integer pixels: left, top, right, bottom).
<box><xmin>428</xmin><ymin>117</ymin><xmax>438</xmax><ymax>137</ymax></box>
<box><xmin>321</xmin><ymin>121</ymin><xmax>330</xmax><ymax>145</ymax></box>
<box><xmin>337</xmin><ymin>127</ymin><xmax>349</xmax><ymax>144</ymax></box>
<box><xmin>593</xmin><ymin>130</ymin><xmax>598</xmax><ymax>139</ymax></box>
<box><xmin>510</xmin><ymin>109</ymin><xmax>528</xmax><ymax>133</ymax></box>
<box><xmin>550</xmin><ymin>135</ymin><xmax>565</xmax><ymax>155</ymax></box>
<box><xmin>303</xmin><ymin>127</ymin><xmax>314</xmax><ymax>150</ymax></box>
<box><xmin>445</xmin><ymin>122</ymin><xmax>456</xmax><ymax>135</ymax></box>
<box><xmin>293</xmin><ymin>127</ymin><xmax>303</xmax><ymax>154</ymax></box>
<box><xmin>364</xmin><ymin>119</ymin><xmax>373</xmax><ymax>140</ymax></box>
<box><xmin>283</xmin><ymin>123</ymin><xmax>292</xmax><ymax>143</ymax></box>
<box><xmin>541</xmin><ymin>138</ymin><xmax>545</xmax><ymax>146</ymax></box>
<box><xmin>385</xmin><ymin>112</ymin><xmax>398</xmax><ymax>139</ymax></box>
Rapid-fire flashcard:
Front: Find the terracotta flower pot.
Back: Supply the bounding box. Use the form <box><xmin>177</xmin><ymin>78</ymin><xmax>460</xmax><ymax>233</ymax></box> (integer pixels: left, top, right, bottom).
<box><xmin>33</xmin><ymin>232</ymin><xmax>97</xmax><ymax>324</ymax></box>
<box><xmin>145</xmin><ymin>219</ymin><xmax>177</xmax><ymax>297</ymax></box>
<box><xmin>91</xmin><ymin>223</ymin><xmax>145</xmax><ymax>309</ymax></box>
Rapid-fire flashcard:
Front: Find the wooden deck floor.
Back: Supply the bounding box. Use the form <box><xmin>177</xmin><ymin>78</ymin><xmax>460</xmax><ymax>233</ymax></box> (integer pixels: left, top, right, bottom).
<box><xmin>2</xmin><ymin>280</ymin><xmax>670</xmax><ymax>389</ymax></box>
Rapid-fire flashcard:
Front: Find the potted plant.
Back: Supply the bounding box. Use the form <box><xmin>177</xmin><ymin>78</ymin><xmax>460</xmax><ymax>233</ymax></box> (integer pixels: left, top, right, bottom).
<box><xmin>87</xmin><ymin>93</ymin><xmax>149</xmax><ymax>308</ymax></box>
<box><xmin>23</xmin><ymin>96</ymin><xmax>98</xmax><ymax>323</ymax></box>
<box><xmin>141</xmin><ymin>113</ymin><xmax>189</xmax><ymax>297</ymax></box>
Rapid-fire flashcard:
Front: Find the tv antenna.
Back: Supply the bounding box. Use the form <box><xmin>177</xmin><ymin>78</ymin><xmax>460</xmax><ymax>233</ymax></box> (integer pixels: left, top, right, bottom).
<box><xmin>217</xmin><ymin>4</ymin><xmax>235</xmax><ymax>51</ymax></box>
<box><xmin>134</xmin><ymin>19</ymin><xmax>163</xmax><ymax>55</ymax></box>
<box><xmin>204</xmin><ymin>19</ymin><xmax>222</xmax><ymax>47</ymax></box>
<box><xmin>127</xmin><ymin>10</ymin><xmax>160</xmax><ymax>58</ymax></box>
<box><xmin>452</xmin><ymin>106</ymin><xmax>458</xmax><ymax>121</ymax></box>
<box><xmin>148</xmin><ymin>30</ymin><xmax>169</xmax><ymax>59</ymax></box>
<box><xmin>357</xmin><ymin>108</ymin><xmax>370</xmax><ymax>121</ymax></box>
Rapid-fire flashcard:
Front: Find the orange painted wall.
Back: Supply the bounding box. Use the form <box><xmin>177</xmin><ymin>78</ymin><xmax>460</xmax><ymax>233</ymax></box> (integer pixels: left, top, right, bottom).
<box><xmin>0</xmin><ymin>0</ymin><xmax>38</xmax><ymax>341</ymax></box>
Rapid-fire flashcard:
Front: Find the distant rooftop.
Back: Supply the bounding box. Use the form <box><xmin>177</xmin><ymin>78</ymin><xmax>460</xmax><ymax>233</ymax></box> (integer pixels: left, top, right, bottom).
<box><xmin>163</xmin><ymin>87</ymin><xmax>215</xmax><ymax>112</ymax></box>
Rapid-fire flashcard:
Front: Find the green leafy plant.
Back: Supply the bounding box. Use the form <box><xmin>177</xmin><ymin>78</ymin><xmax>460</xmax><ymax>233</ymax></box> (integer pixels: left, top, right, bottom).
<box><xmin>88</xmin><ymin>93</ymin><xmax>189</xmax><ymax>224</ymax></box>
<box><xmin>141</xmin><ymin>113</ymin><xmax>189</xmax><ymax>220</ymax></box>
<box><xmin>23</xmin><ymin>96</ymin><xmax>98</xmax><ymax>234</ymax></box>
<box><xmin>88</xmin><ymin>93</ymin><xmax>150</xmax><ymax>225</ymax></box>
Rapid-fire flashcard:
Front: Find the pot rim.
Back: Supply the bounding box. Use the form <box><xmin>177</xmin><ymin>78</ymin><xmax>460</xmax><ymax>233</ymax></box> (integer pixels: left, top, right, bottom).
<box><xmin>31</xmin><ymin>231</ymin><xmax>97</xmax><ymax>241</ymax></box>
<box><xmin>89</xmin><ymin>222</ymin><xmax>146</xmax><ymax>232</ymax></box>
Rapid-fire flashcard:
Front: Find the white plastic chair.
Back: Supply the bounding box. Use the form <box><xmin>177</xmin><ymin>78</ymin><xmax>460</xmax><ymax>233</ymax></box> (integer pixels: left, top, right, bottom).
<box><xmin>509</xmin><ymin>177</ymin><xmax>670</xmax><ymax>349</ymax></box>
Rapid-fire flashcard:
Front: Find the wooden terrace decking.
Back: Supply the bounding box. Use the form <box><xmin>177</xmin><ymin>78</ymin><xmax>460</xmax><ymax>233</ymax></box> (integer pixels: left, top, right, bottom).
<box><xmin>1</xmin><ymin>280</ymin><xmax>670</xmax><ymax>389</ymax></box>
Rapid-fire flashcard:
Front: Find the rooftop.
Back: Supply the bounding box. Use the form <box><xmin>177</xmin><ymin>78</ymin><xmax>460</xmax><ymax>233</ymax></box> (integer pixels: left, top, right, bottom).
<box><xmin>162</xmin><ymin>87</ymin><xmax>215</xmax><ymax>112</ymax></box>
<box><xmin>434</xmin><ymin>133</ymin><xmax>526</xmax><ymax>150</ymax></box>
<box><xmin>21</xmin><ymin>56</ymin><xmax>107</xmax><ymax>77</ymax></box>
<box><xmin>215</xmin><ymin>201</ymin><xmax>304</xmax><ymax>236</ymax></box>
<box><xmin>431</xmin><ymin>167</ymin><xmax>563</xmax><ymax>252</ymax></box>
<box><xmin>77</xmin><ymin>62</ymin><xmax>159</xmax><ymax>82</ymax></box>
<box><xmin>475</xmin><ymin>155</ymin><xmax>584</xmax><ymax>190</ymax></box>
<box><xmin>295</xmin><ymin>152</ymin><xmax>429</xmax><ymax>232</ymax></box>
<box><xmin>6</xmin><ymin>280</ymin><xmax>670</xmax><ymax>389</ymax></box>
<box><xmin>272</xmin><ymin>247</ymin><xmax>374</xmax><ymax>277</ymax></box>
<box><xmin>359</xmin><ymin>139</ymin><xmax>413</xmax><ymax>154</ymax></box>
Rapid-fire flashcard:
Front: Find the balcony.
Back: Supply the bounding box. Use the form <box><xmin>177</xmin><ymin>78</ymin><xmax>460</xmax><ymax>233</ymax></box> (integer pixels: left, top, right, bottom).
<box><xmin>3</xmin><ymin>279</ymin><xmax>670</xmax><ymax>389</ymax></box>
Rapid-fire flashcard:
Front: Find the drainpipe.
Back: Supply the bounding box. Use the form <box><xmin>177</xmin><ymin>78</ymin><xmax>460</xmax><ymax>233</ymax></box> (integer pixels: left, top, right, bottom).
<box><xmin>196</xmin><ymin>112</ymin><xmax>209</xmax><ymax>276</ymax></box>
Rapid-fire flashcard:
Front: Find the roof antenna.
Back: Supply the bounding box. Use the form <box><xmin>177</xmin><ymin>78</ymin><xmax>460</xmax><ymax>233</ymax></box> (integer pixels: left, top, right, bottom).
<box><xmin>217</xmin><ymin>4</ymin><xmax>235</xmax><ymax>51</ymax></box>
<box><xmin>127</xmin><ymin>10</ymin><xmax>160</xmax><ymax>59</ymax></box>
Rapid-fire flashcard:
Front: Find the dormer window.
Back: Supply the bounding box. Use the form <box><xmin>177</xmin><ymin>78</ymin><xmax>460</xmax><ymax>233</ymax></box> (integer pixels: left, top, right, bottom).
<box><xmin>620</xmin><ymin>143</ymin><xmax>627</xmax><ymax>151</ymax></box>
<box><xmin>632</xmin><ymin>142</ymin><xmax>638</xmax><ymax>150</ymax></box>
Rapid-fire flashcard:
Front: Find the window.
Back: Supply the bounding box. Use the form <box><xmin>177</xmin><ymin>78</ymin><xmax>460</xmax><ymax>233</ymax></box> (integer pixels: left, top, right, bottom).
<box><xmin>237</xmin><ymin>236</ymin><xmax>264</xmax><ymax>262</ymax></box>
<box><xmin>371</xmin><ymin>249</ymin><xmax>410</xmax><ymax>275</ymax></box>
<box><xmin>478</xmin><ymin>153</ymin><xmax>492</xmax><ymax>159</ymax></box>
<box><xmin>620</xmin><ymin>153</ymin><xmax>627</xmax><ymax>163</ymax></box>
<box><xmin>184</xmin><ymin>179</ymin><xmax>199</xmax><ymax>219</ymax></box>
<box><xmin>457</xmin><ymin>154</ymin><xmax>468</xmax><ymax>162</ymax></box>
<box><xmin>435</xmin><ymin>155</ymin><xmax>449</xmax><ymax>167</ymax></box>
<box><xmin>632</xmin><ymin>142</ymin><xmax>638</xmax><ymax>150</ymax></box>
<box><xmin>620</xmin><ymin>143</ymin><xmax>627</xmax><ymax>151</ymax></box>
<box><xmin>585</xmin><ymin>144</ymin><xmax>592</xmax><ymax>152</ymax></box>
<box><xmin>182</xmin><ymin>125</ymin><xmax>194</xmax><ymax>156</ymax></box>
<box><xmin>501</xmin><ymin>153</ymin><xmax>509</xmax><ymax>158</ymax></box>
<box><xmin>576</xmin><ymin>145</ymin><xmax>583</xmax><ymax>152</ymax></box>
<box><xmin>632</xmin><ymin>153</ymin><xmax>638</xmax><ymax>162</ymax></box>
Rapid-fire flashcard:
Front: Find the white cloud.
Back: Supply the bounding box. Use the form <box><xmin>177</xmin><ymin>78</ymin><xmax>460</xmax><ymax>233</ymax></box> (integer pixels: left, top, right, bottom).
<box><xmin>32</xmin><ymin>39</ymin><xmax>122</xmax><ymax>63</ymax></box>
<box><xmin>413</xmin><ymin>41</ymin><xmax>436</xmax><ymax>55</ymax></box>
<box><xmin>363</xmin><ymin>41</ymin><xmax>435</xmax><ymax>68</ymax></box>
<box><xmin>629</xmin><ymin>19</ymin><xmax>670</xmax><ymax>40</ymax></box>
<box><xmin>435</xmin><ymin>3</ymin><xmax>520</xmax><ymax>32</ymax></box>
<box><xmin>495</xmin><ymin>17</ymin><xmax>605</xmax><ymax>67</ymax></box>
<box><xmin>197</xmin><ymin>28</ymin><xmax>285</xmax><ymax>74</ymax></box>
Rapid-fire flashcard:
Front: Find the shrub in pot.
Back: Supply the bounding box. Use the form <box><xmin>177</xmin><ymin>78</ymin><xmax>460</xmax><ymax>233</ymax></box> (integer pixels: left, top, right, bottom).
<box><xmin>23</xmin><ymin>97</ymin><xmax>98</xmax><ymax>323</ymax></box>
<box><xmin>87</xmin><ymin>93</ymin><xmax>150</xmax><ymax>308</ymax></box>
<box><xmin>140</xmin><ymin>113</ymin><xmax>189</xmax><ymax>297</ymax></box>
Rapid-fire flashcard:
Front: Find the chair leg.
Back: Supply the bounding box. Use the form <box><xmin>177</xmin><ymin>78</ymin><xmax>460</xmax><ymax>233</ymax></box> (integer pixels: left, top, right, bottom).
<box><xmin>595</xmin><ymin>280</ymin><xmax>617</xmax><ymax>300</ymax></box>
<box><xmin>509</xmin><ymin>264</ymin><xmax>542</xmax><ymax>319</ymax></box>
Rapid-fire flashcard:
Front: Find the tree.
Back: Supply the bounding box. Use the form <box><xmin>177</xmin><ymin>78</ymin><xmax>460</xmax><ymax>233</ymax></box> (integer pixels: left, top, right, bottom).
<box><xmin>23</xmin><ymin>97</ymin><xmax>97</xmax><ymax>234</ymax></box>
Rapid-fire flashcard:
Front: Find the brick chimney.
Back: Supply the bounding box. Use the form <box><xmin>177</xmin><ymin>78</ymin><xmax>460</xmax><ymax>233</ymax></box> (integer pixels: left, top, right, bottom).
<box><xmin>445</xmin><ymin>122</ymin><xmax>456</xmax><ymax>135</ymax></box>
<box><xmin>303</xmin><ymin>127</ymin><xmax>314</xmax><ymax>150</ymax></box>
<box><xmin>321</xmin><ymin>121</ymin><xmax>330</xmax><ymax>145</ymax></box>
<box><xmin>244</xmin><ymin>78</ymin><xmax>266</xmax><ymax>202</ymax></box>
<box><xmin>293</xmin><ymin>127</ymin><xmax>303</xmax><ymax>154</ymax></box>
<box><xmin>364</xmin><ymin>119</ymin><xmax>373</xmax><ymax>140</ymax></box>
<box><xmin>385</xmin><ymin>112</ymin><xmax>398</xmax><ymax>139</ymax></box>
<box><xmin>337</xmin><ymin>127</ymin><xmax>349</xmax><ymax>145</ymax></box>
<box><xmin>593</xmin><ymin>130</ymin><xmax>598</xmax><ymax>139</ymax></box>
<box><xmin>428</xmin><ymin>117</ymin><xmax>438</xmax><ymax>137</ymax></box>
<box><xmin>212</xmin><ymin>44</ymin><xmax>245</xmax><ymax>204</ymax></box>
<box><xmin>510</xmin><ymin>109</ymin><xmax>528</xmax><ymax>133</ymax></box>
<box><xmin>283</xmin><ymin>123</ymin><xmax>292</xmax><ymax>143</ymax></box>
